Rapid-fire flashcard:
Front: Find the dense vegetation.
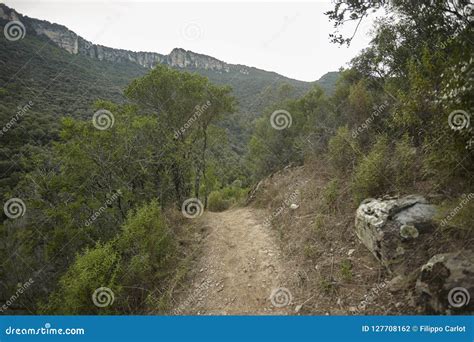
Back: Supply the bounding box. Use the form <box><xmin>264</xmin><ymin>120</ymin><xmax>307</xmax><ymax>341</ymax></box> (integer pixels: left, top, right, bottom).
<box><xmin>1</xmin><ymin>0</ymin><xmax>472</xmax><ymax>314</ymax></box>
<box><xmin>1</xmin><ymin>63</ymin><xmax>240</xmax><ymax>313</ymax></box>
<box><xmin>248</xmin><ymin>0</ymin><xmax>473</xmax><ymax>226</ymax></box>
<box><xmin>0</xmin><ymin>11</ymin><xmax>338</xmax><ymax>203</ymax></box>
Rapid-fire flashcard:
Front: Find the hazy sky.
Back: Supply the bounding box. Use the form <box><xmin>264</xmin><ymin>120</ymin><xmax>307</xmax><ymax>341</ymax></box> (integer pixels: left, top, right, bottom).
<box><xmin>4</xmin><ymin>0</ymin><xmax>375</xmax><ymax>81</ymax></box>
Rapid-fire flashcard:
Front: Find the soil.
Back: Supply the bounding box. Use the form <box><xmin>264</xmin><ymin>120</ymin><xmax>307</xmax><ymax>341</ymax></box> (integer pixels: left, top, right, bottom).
<box><xmin>174</xmin><ymin>208</ymin><xmax>298</xmax><ymax>315</ymax></box>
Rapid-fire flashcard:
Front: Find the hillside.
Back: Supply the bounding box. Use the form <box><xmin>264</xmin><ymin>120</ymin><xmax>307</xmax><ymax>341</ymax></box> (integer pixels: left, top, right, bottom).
<box><xmin>0</xmin><ymin>3</ymin><xmax>338</xmax><ymax>195</ymax></box>
<box><xmin>1</xmin><ymin>0</ymin><xmax>471</xmax><ymax>318</ymax></box>
<box><xmin>0</xmin><ymin>3</ymin><xmax>338</xmax><ymax>117</ymax></box>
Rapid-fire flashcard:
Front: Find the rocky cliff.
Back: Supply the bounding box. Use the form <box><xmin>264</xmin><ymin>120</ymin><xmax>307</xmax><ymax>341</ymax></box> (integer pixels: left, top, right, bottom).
<box><xmin>0</xmin><ymin>4</ymin><xmax>249</xmax><ymax>73</ymax></box>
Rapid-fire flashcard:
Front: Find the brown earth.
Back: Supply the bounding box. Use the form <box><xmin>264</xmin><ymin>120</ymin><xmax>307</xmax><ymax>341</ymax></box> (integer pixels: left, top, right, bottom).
<box><xmin>174</xmin><ymin>207</ymin><xmax>299</xmax><ymax>315</ymax></box>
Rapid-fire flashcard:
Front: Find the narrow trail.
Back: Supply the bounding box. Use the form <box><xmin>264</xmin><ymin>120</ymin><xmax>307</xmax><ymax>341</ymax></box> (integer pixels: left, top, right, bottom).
<box><xmin>176</xmin><ymin>207</ymin><xmax>296</xmax><ymax>315</ymax></box>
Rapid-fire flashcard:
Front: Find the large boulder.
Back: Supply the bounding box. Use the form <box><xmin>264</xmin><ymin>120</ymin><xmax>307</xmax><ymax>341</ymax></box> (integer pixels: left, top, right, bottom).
<box><xmin>416</xmin><ymin>251</ymin><xmax>473</xmax><ymax>314</ymax></box>
<box><xmin>355</xmin><ymin>195</ymin><xmax>436</xmax><ymax>274</ymax></box>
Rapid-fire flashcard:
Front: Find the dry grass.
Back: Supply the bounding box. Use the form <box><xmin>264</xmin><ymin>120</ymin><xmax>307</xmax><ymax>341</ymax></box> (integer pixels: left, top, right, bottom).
<box><xmin>247</xmin><ymin>159</ymin><xmax>424</xmax><ymax>314</ymax></box>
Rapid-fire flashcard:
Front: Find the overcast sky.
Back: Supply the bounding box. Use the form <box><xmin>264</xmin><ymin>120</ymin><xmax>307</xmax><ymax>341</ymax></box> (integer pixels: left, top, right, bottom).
<box><xmin>4</xmin><ymin>0</ymin><xmax>376</xmax><ymax>81</ymax></box>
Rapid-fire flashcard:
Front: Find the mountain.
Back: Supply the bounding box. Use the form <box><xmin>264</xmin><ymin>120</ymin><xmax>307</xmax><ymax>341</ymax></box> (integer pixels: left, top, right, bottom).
<box><xmin>0</xmin><ymin>3</ymin><xmax>339</xmax><ymax>196</ymax></box>
<box><xmin>0</xmin><ymin>3</ymin><xmax>338</xmax><ymax>116</ymax></box>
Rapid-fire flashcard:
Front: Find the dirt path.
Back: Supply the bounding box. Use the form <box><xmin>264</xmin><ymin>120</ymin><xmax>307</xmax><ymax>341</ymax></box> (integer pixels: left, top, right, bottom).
<box><xmin>175</xmin><ymin>207</ymin><xmax>297</xmax><ymax>315</ymax></box>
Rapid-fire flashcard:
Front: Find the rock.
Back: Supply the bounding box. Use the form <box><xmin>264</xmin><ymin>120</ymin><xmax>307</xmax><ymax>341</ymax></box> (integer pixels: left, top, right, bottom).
<box><xmin>355</xmin><ymin>195</ymin><xmax>436</xmax><ymax>274</ymax></box>
<box><xmin>347</xmin><ymin>249</ymin><xmax>356</xmax><ymax>256</ymax></box>
<box><xmin>290</xmin><ymin>203</ymin><xmax>299</xmax><ymax>210</ymax></box>
<box><xmin>1</xmin><ymin>4</ymin><xmax>245</xmax><ymax>73</ymax></box>
<box><xmin>387</xmin><ymin>275</ymin><xmax>407</xmax><ymax>292</ymax></box>
<box><xmin>416</xmin><ymin>250</ymin><xmax>473</xmax><ymax>314</ymax></box>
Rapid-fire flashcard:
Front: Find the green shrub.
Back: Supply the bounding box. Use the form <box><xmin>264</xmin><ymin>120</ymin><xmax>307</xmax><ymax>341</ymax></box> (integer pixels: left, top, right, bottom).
<box><xmin>208</xmin><ymin>191</ymin><xmax>231</xmax><ymax>212</ymax></box>
<box><xmin>43</xmin><ymin>200</ymin><xmax>175</xmax><ymax>314</ymax></box>
<box><xmin>328</xmin><ymin>126</ymin><xmax>359</xmax><ymax>174</ymax></box>
<box><xmin>435</xmin><ymin>194</ymin><xmax>474</xmax><ymax>232</ymax></box>
<box><xmin>207</xmin><ymin>185</ymin><xmax>248</xmax><ymax>212</ymax></box>
<box><xmin>352</xmin><ymin>135</ymin><xmax>390</xmax><ymax>203</ymax></box>
<box><xmin>44</xmin><ymin>242</ymin><xmax>121</xmax><ymax>314</ymax></box>
<box><xmin>340</xmin><ymin>259</ymin><xmax>353</xmax><ymax>281</ymax></box>
<box><xmin>423</xmin><ymin>132</ymin><xmax>473</xmax><ymax>192</ymax></box>
<box><xmin>392</xmin><ymin>134</ymin><xmax>417</xmax><ymax>189</ymax></box>
<box><xmin>322</xmin><ymin>179</ymin><xmax>340</xmax><ymax>213</ymax></box>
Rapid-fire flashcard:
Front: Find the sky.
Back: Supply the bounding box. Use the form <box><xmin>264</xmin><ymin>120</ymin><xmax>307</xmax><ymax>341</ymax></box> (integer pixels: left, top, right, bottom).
<box><xmin>4</xmin><ymin>0</ymin><xmax>376</xmax><ymax>82</ymax></box>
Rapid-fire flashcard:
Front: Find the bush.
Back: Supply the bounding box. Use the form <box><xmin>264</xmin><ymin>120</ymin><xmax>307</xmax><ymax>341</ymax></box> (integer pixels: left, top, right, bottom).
<box><xmin>340</xmin><ymin>259</ymin><xmax>353</xmax><ymax>281</ymax></box>
<box><xmin>207</xmin><ymin>185</ymin><xmax>248</xmax><ymax>212</ymax></box>
<box><xmin>435</xmin><ymin>194</ymin><xmax>474</xmax><ymax>232</ymax></box>
<box><xmin>328</xmin><ymin>126</ymin><xmax>359</xmax><ymax>174</ymax></box>
<box><xmin>44</xmin><ymin>242</ymin><xmax>120</xmax><ymax>314</ymax></box>
<box><xmin>351</xmin><ymin>135</ymin><xmax>390</xmax><ymax>203</ymax></box>
<box><xmin>208</xmin><ymin>191</ymin><xmax>231</xmax><ymax>212</ymax></box>
<box><xmin>43</xmin><ymin>200</ymin><xmax>175</xmax><ymax>314</ymax></box>
<box><xmin>392</xmin><ymin>134</ymin><xmax>417</xmax><ymax>189</ymax></box>
<box><xmin>321</xmin><ymin>179</ymin><xmax>340</xmax><ymax>213</ymax></box>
